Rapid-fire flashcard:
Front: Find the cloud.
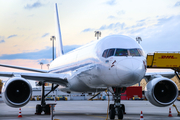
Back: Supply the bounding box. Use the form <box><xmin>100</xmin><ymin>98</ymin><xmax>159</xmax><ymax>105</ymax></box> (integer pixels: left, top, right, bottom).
<box><xmin>121</xmin><ymin>15</ymin><xmax>180</xmax><ymax>54</ymax></box>
<box><xmin>174</xmin><ymin>1</ymin><xmax>180</xmax><ymax>7</ymax></box>
<box><xmin>108</xmin><ymin>15</ymin><xmax>116</xmax><ymax>19</ymax></box>
<box><xmin>0</xmin><ymin>40</ymin><xmax>5</xmax><ymax>43</ymax></box>
<box><xmin>0</xmin><ymin>45</ymin><xmax>81</xmax><ymax>60</ymax></box>
<box><xmin>82</xmin><ymin>22</ymin><xmax>125</xmax><ymax>33</ymax></box>
<box><xmin>24</xmin><ymin>1</ymin><xmax>43</xmax><ymax>10</ymax></box>
<box><xmin>82</xmin><ymin>28</ymin><xmax>94</xmax><ymax>32</ymax></box>
<box><xmin>99</xmin><ymin>22</ymin><xmax>125</xmax><ymax>30</ymax></box>
<box><xmin>106</xmin><ymin>0</ymin><xmax>116</xmax><ymax>5</ymax></box>
<box><xmin>117</xmin><ymin>10</ymin><xmax>125</xmax><ymax>15</ymax></box>
<box><xmin>41</xmin><ymin>33</ymin><xmax>49</xmax><ymax>38</ymax></box>
<box><xmin>7</xmin><ymin>35</ymin><xmax>17</xmax><ymax>39</ymax></box>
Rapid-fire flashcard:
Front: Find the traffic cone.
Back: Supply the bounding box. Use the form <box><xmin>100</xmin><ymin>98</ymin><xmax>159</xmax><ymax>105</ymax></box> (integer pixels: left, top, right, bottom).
<box><xmin>168</xmin><ymin>108</ymin><xmax>173</xmax><ymax>117</ymax></box>
<box><xmin>140</xmin><ymin>111</ymin><xmax>143</xmax><ymax>120</ymax></box>
<box><xmin>18</xmin><ymin>108</ymin><xmax>22</xmax><ymax>118</ymax></box>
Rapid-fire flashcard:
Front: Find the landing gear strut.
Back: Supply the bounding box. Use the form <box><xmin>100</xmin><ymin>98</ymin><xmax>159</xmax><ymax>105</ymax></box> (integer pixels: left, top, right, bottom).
<box><xmin>109</xmin><ymin>87</ymin><xmax>126</xmax><ymax>119</ymax></box>
<box><xmin>35</xmin><ymin>83</ymin><xmax>59</xmax><ymax>115</ymax></box>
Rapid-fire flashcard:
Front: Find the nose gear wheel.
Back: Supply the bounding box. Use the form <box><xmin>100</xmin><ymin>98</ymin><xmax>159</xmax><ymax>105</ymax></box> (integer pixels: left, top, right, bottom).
<box><xmin>109</xmin><ymin>87</ymin><xmax>126</xmax><ymax>119</ymax></box>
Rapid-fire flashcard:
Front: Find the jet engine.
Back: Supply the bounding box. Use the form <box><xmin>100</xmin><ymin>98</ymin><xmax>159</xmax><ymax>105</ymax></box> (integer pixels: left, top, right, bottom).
<box><xmin>2</xmin><ymin>77</ymin><xmax>32</xmax><ymax>108</ymax></box>
<box><xmin>145</xmin><ymin>77</ymin><xmax>178</xmax><ymax>107</ymax></box>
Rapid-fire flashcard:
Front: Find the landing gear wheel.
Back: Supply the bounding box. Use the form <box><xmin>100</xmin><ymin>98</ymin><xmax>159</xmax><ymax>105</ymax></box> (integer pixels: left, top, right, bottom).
<box><xmin>118</xmin><ymin>108</ymin><xmax>123</xmax><ymax>119</ymax></box>
<box><xmin>44</xmin><ymin>105</ymin><xmax>50</xmax><ymax>115</ymax></box>
<box><xmin>109</xmin><ymin>108</ymin><xmax>115</xmax><ymax>119</ymax></box>
<box><xmin>121</xmin><ymin>104</ymin><xmax>126</xmax><ymax>114</ymax></box>
<box><xmin>109</xmin><ymin>104</ymin><xmax>114</xmax><ymax>111</ymax></box>
<box><xmin>36</xmin><ymin>104</ymin><xmax>42</xmax><ymax>115</ymax></box>
<box><xmin>109</xmin><ymin>104</ymin><xmax>115</xmax><ymax>119</ymax></box>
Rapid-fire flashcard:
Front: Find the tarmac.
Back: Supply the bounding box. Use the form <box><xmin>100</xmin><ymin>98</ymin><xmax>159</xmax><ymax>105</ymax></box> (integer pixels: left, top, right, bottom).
<box><xmin>0</xmin><ymin>100</ymin><xmax>180</xmax><ymax>120</ymax></box>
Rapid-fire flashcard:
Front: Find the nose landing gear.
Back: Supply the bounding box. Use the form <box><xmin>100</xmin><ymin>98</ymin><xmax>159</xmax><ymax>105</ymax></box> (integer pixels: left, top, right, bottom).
<box><xmin>109</xmin><ymin>87</ymin><xmax>126</xmax><ymax>120</ymax></box>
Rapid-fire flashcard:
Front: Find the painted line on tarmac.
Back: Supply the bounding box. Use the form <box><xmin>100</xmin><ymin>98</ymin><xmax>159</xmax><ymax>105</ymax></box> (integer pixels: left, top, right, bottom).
<box><xmin>87</xmin><ymin>115</ymin><xmax>106</xmax><ymax>119</ymax></box>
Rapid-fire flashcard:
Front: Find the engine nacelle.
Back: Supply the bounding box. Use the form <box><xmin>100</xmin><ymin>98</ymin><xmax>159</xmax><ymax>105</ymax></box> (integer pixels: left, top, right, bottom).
<box><xmin>145</xmin><ymin>77</ymin><xmax>178</xmax><ymax>107</ymax></box>
<box><xmin>2</xmin><ymin>77</ymin><xmax>32</xmax><ymax>108</ymax></box>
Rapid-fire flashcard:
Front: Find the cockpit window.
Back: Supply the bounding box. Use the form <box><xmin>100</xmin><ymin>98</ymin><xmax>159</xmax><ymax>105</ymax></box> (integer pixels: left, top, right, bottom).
<box><xmin>115</xmin><ymin>49</ymin><xmax>128</xmax><ymax>56</ymax></box>
<box><xmin>102</xmin><ymin>49</ymin><xmax>108</xmax><ymax>58</ymax></box>
<box><xmin>129</xmin><ymin>49</ymin><xmax>141</xmax><ymax>56</ymax></box>
<box><xmin>102</xmin><ymin>48</ymin><xmax>144</xmax><ymax>58</ymax></box>
<box><xmin>107</xmin><ymin>49</ymin><xmax>115</xmax><ymax>57</ymax></box>
<box><xmin>138</xmin><ymin>49</ymin><xmax>145</xmax><ymax>56</ymax></box>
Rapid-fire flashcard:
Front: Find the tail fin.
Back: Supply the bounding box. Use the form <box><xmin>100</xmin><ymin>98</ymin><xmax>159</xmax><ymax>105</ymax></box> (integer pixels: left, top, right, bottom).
<box><xmin>55</xmin><ymin>3</ymin><xmax>64</xmax><ymax>57</ymax></box>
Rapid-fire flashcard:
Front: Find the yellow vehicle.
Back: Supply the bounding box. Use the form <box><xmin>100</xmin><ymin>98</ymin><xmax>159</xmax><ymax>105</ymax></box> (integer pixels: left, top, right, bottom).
<box><xmin>146</xmin><ymin>52</ymin><xmax>180</xmax><ymax>72</ymax></box>
<box><xmin>36</xmin><ymin>96</ymin><xmax>41</xmax><ymax>101</ymax></box>
<box><xmin>0</xmin><ymin>80</ymin><xmax>2</xmax><ymax>94</ymax></box>
<box><xmin>132</xmin><ymin>95</ymin><xmax>142</xmax><ymax>100</ymax></box>
<box><xmin>55</xmin><ymin>95</ymin><xmax>68</xmax><ymax>101</ymax></box>
<box><xmin>45</xmin><ymin>96</ymin><xmax>54</xmax><ymax>101</ymax></box>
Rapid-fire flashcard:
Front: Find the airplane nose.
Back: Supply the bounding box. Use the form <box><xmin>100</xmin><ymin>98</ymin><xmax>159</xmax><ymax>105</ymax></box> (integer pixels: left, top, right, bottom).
<box><xmin>116</xmin><ymin>58</ymin><xmax>145</xmax><ymax>85</ymax></box>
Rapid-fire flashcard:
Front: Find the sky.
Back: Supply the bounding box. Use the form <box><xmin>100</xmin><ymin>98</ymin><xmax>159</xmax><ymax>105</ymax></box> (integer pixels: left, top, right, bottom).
<box><xmin>0</xmin><ymin>0</ymin><xmax>180</xmax><ymax>75</ymax></box>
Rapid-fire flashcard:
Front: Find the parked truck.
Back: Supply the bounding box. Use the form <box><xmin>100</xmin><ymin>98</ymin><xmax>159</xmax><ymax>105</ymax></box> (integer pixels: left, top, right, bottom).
<box><xmin>121</xmin><ymin>86</ymin><xmax>142</xmax><ymax>100</ymax></box>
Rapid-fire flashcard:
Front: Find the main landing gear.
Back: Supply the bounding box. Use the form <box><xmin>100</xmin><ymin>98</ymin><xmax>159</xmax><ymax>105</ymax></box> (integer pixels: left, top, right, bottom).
<box><xmin>109</xmin><ymin>87</ymin><xmax>126</xmax><ymax>120</ymax></box>
<box><xmin>35</xmin><ymin>83</ymin><xmax>59</xmax><ymax>115</ymax></box>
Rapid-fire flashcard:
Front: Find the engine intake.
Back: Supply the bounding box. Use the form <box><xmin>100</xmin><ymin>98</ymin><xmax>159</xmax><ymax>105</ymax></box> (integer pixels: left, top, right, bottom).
<box><xmin>145</xmin><ymin>77</ymin><xmax>178</xmax><ymax>107</ymax></box>
<box><xmin>2</xmin><ymin>77</ymin><xmax>32</xmax><ymax>108</ymax></box>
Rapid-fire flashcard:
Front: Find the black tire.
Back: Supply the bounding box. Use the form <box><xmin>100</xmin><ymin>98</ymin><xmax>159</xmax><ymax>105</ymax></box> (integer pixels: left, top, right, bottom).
<box><xmin>118</xmin><ymin>108</ymin><xmax>123</xmax><ymax>119</ymax></box>
<box><xmin>109</xmin><ymin>104</ymin><xmax>114</xmax><ymax>111</ymax></box>
<box><xmin>121</xmin><ymin>104</ymin><xmax>125</xmax><ymax>114</ymax></box>
<box><xmin>44</xmin><ymin>105</ymin><xmax>50</xmax><ymax>114</ymax></box>
<box><xmin>109</xmin><ymin>104</ymin><xmax>115</xmax><ymax>119</ymax></box>
<box><xmin>36</xmin><ymin>104</ymin><xmax>42</xmax><ymax>114</ymax></box>
<box><xmin>109</xmin><ymin>109</ymin><xmax>115</xmax><ymax>119</ymax></box>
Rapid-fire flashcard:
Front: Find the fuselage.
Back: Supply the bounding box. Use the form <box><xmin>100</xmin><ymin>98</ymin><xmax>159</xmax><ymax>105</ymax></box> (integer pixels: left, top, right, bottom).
<box><xmin>49</xmin><ymin>35</ymin><xmax>146</xmax><ymax>92</ymax></box>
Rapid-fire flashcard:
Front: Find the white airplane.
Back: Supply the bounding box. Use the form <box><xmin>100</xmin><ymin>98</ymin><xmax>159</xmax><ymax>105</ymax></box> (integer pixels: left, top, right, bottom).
<box><xmin>0</xmin><ymin>3</ymin><xmax>178</xmax><ymax>120</ymax></box>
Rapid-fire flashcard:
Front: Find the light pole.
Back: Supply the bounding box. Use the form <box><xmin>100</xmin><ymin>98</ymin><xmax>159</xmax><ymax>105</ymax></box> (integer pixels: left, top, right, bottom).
<box><xmin>47</xmin><ymin>64</ymin><xmax>50</xmax><ymax>69</ymax></box>
<box><xmin>95</xmin><ymin>31</ymin><xmax>101</xmax><ymax>40</ymax></box>
<box><xmin>50</xmin><ymin>36</ymin><xmax>56</xmax><ymax>89</ymax></box>
<box><xmin>40</xmin><ymin>62</ymin><xmax>43</xmax><ymax>69</ymax></box>
<box><xmin>50</xmin><ymin>36</ymin><xmax>56</xmax><ymax>60</ymax></box>
<box><xmin>136</xmin><ymin>37</ymin><xmax>142</xmax><ymax>44</ymax></box>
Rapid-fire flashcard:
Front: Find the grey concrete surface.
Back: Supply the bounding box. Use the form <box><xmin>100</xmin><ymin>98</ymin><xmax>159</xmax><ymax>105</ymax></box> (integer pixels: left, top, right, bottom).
<box><xmin>0</xmin><ymin>100</ymin><xmax>180</xmax><ymax>120</ymax></box>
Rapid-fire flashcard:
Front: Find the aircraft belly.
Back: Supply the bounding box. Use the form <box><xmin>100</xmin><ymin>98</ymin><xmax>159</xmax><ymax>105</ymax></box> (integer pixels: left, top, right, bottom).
<box><xmin>66</xmin><ymin>65</ymin><xmax>106</xmax><ymax>92</ymax></box>
<box><xmin>77</xmin><ymin>67</ymin><xmax>106</xmax><ymax>88</ymax></box>
<box><xmin>67</xmin><ymin>76</ymin><xmax>105</xmax><ymax>92</ymax></box>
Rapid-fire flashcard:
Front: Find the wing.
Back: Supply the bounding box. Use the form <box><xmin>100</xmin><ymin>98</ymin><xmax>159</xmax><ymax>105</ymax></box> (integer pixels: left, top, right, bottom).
<box><xmin>0</xmin><ymin>72</ymin><xmax>68</xmax><ymax>86</ymax></box>
<box><xmin>0</xmin><ymin>64</ymin><xmax>96</xmax><ymax>87</ymax></box>
<box><xmin>0</xmin><ymin>63</ymin><xmax>48</xmax><ymax>73</ymax></box>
